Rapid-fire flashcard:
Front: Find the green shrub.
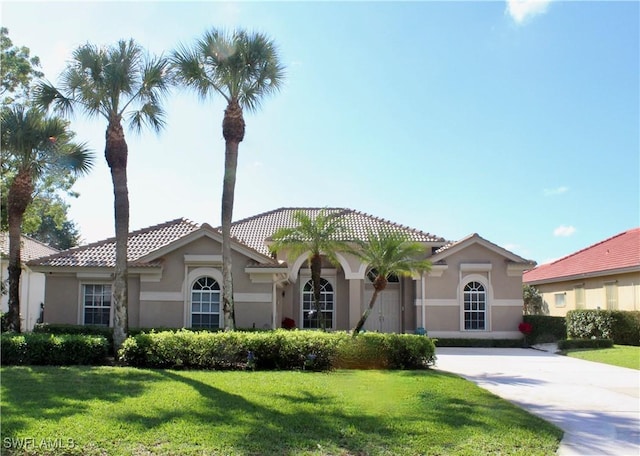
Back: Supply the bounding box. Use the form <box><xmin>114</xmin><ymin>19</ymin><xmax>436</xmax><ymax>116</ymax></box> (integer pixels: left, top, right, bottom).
<box><xmin>0</xmin><ymin>333</ymin><xmax>109</xmax><ymax>365</ymax></box>
<box><xmin>119</xmin><ymin>330</ymin><xmax>436</xmax><ymax>371</ymax></box>
<box><xmin>523</xmin><ymin>315</ymin><xmax>567</xmax><ymax>344</ymax></box>
<box><xmin>566</xmin><ymin>310</ymin><xmax>640</xmax><ymax>346</ymax></box>
<box><xmin>434</xmin><ymin>338</ymin><xmax>522</xmax><ymax>348</ymax></box>
<box><xmin>557</xmin><ymin>338</ymin><xmax>614</xmax><ymax>350</ymax></box>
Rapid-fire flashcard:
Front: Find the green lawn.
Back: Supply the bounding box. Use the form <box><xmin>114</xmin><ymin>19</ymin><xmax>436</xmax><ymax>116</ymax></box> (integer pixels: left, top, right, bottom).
<box><xmin>0</xmin><ymin>367</ymin><xmax>562</xmax><ymax>455</ymax></box>
<box><xmin>565</xmin><ymin>345</ymin><xmax>640</xmax><ymax>370</ymax></box>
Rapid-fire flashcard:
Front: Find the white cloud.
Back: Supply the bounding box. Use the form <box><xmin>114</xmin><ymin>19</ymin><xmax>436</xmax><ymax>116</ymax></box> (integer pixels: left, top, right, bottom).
<box><xmin>544</xmin><ymin>186</ymin><xmax>569</xmax><ymax>196</ymax></box>
<box><xmin>506</xmin><ymin>0</ymin><xmax>552</xmax><ymax>24</ymax></box>
<box><xmin>553</xmin><ymin>225</ymin><xmax>576</xmax><ymax>237</ymax></box>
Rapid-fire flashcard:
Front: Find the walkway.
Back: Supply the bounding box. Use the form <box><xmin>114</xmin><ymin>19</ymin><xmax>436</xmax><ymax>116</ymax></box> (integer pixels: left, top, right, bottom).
<box><xmin>434</xmin><ymin>347</ymin><xmax>640</xmax><ymax>456</ymax></box>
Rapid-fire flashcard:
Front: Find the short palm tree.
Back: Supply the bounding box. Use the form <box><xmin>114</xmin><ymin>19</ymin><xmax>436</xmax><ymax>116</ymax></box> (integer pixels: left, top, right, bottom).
<box><xmin>1</xmin><ymin>105</ymin><xmax>93</xmax><ymax>332</ymax></box>
<box><xmin>351</xmin><ymin>230</ymin><xmax>431</xmax><ymax>337</ymax></box>
<box><xmin>171</xmin><ymin>28</ymin><xmax>285</xmax><ymax>331</ymax></box>
<box><xmin>35</xmin><ymin>39</ymin><xmax>170</xmax><ymax>349</ymax></box>
<box><xmin>270</xmin><ymin>210</ymin><xmax>351</xmax><ymax>331</ymax></box>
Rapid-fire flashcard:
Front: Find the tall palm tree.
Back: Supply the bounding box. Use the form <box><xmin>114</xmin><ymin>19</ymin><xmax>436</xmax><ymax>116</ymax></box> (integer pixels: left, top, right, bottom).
<box><xmin>35</xmin><ymin>40</ymin><xmax>170</xmax><ymax>349</ymax></box>
<box><xmin>270</xmin><ymin>210</ymin><xmax>351</xmax><ymax>331</ymax></box>
<box><xmin>171</xmin><ymin>29</ymin><xmax>285</xmax><ymax>331</ymax></box>
<box><xmin>1</xmin><ymin>105</ymin><xmax>93</xmax><ymax>332</ymax></box>
<box><xmin>351</xmin><ymin>230</ymin><xmax>431</xmax><ymax>337</ymax></box>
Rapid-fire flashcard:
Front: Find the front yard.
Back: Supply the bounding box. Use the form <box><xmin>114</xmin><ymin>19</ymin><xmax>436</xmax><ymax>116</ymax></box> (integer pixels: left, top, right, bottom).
<box><xmin>565</xmin><ymin>345</ymin><xmax>640</xmax><ymax>370</ymax></box>
<box><xmin>0</xmin><ymin>367</ymin><xmax>562</xmax><ymax>455</ymax></box>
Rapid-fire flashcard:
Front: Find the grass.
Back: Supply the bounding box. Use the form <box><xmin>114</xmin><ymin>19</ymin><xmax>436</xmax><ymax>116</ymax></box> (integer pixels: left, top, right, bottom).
<box><xmin>0</xmin><ymin>367</ymin><xmax>562</xmax><ymax>455</ymax></box>
<box><xmin>565</xmin><ymin>344</ymin><xmax>640</xmax><ymax>370</ymax></box>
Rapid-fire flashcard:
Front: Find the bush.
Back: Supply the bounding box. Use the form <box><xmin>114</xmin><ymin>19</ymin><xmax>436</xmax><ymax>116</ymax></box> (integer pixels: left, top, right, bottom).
<box><xmin>566</xmin><ymin>310</ymin><xmax>640</xmax><ymax>346</ymax></box>
<box><xmin>119</xmin><ymin>330</ymin><xmax>436</xmax><ymax>371</ymax></box>
<box><xmin>434</xmin><ymin>339</ymin><xmax>522</xmax><ymax>348</ymax></box>
<box><xmin>557</xmin><ymin>338</ymin><xmax>614</xmax><ymax>350</ymax></box>
<box><xmin>523</xmin><ymin>315</ymin><xmax>567</xmax><ymax>344</ymax></box>
<box><xmin>1</xmin><ymin>333</ymin><xmax>109</xmax><ymax>365</ymax></box>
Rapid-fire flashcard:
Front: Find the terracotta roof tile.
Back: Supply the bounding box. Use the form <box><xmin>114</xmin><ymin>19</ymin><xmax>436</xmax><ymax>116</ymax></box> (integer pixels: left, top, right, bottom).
<box><xmin>29</xmin><ymin>218</ymin><xmax>200</xmax><ymax>268</ymax></box>
<box><xmin>523</xmin><ymin>227</ymin><xmax>640</xmax><ymax>283</ymax></box>
<box><xmin>227</xmin><ymin>207</ymin><xmax>446</xmax><ymax>257</ymax></box>
<box><xmin>0</xmin><ymin>233</ymin><xmax>59</xmax><ymax>261</ymax></box>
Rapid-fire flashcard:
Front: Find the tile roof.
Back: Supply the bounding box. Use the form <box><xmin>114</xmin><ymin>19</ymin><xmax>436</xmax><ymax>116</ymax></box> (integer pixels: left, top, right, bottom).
<box><xmin>29</xmin><ymin>218</ymin><xmax>200</xmax><ymax>268</ymax></box>
<box><xmin>227</xmin><ymin>207</ymin><xmax>446</xmax><ymax>257</ymax></box>
<box><xmin>523</xmin><ymin>227</ymin><xmax>640</xmax><ymax>284</ymax></box>
<box><xmin>0</xmin><ymin>233</ymin><xmax>59</xmax><ymax>261</ymax></box>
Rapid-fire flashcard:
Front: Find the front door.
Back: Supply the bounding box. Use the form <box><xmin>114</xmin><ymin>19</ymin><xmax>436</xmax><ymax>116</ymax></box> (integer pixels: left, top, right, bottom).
<box><xmin>363</xmin><ymin>283</ymin><xmax>401</xmax><ymax>333</ymax></box>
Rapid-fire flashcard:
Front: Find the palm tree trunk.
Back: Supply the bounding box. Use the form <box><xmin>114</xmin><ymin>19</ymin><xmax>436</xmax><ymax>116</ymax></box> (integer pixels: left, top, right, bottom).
<box><xmin>310</xmin><ymin>253</ymin><xmax>325</xmax><ymax>330</ymax></box>
<box><xmin>6</xmin><ymin>171</ymin><xmax>34</xmax><ymax>332</ymax></box>
<box><xmin>105</xmin><ymin>119</ymin><xmax>129</xmax><ymax>352</ymax></box>
<box><xmin>352</xmin><ymin>276</ymin><xmax>387</xmax><ymax>337</ymax></box>
<box><xmin>221</xmin><ymin>100</ymin><xmax>245</xmax><ymax>331</ymax></box>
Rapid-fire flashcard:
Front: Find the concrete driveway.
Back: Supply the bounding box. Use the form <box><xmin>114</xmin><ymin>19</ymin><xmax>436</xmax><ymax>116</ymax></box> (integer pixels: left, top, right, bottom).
<box><xmin>434</xmin><ymin>347</ymin><xmax>640</xmax><ymax>456</ymax></box>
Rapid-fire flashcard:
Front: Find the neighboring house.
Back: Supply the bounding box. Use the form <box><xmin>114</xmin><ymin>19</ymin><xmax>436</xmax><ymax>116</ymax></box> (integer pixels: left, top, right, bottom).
<box><xmin>523</xmin><ymin>228</ymin><xmax>640</xmax><ymax>316</ymax></box>
<box><xmin>0</xmin><ymin>233</ymin><xmax>59</xmax><ymax>331</ymax></box>
<box><xmin>28</xmin><ymin>208</ymin><xmax>534</xmax><ymax>338</ymax></box>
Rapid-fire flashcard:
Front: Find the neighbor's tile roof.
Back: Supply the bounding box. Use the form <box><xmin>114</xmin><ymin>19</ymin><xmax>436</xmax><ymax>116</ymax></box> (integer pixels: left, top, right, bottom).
<box><xmin>0</xmin><ymin>233</ymin><xmax>59</xmax><ymax>261</ymax></box>
<box><xmin>29</xmin><ymin>218</ymin><xmax>200</xmax><ymax>268</ymax></box>
<box><xmin>228</xmin><ymin>207</ymin><xmax>446</xmax><ymax>257</ymax></box>
<box><xmin>523</xmin><ymin>227</ymin><xmax>640</xmax><ymax>283</ymax></box>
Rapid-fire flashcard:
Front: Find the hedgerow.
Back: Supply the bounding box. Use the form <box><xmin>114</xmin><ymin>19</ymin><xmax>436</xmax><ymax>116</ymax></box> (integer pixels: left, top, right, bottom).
<box><xmin>557</xmin><ymin>338</ymin><xmax>614</xmax><ymax>350</ymax></box>
<box><xmin>566</xmin><ymin>310</ymin><xmax>640</xmax><ymax>346</ymax></box>
<box><xmin>1</xmin><ymin>333</ymin><xmax>109</xmax><ymax>365</ymax></box>
<box><xmin>522</xmin><ymin>315</ymin><xmax>567</xmax><ymax>344</ymax></box>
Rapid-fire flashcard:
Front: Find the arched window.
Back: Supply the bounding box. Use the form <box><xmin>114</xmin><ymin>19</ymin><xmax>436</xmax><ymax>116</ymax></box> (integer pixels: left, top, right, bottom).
<box><xmin>463</xmin><ymin>281</ymin><xmax>486</xmax><ymax>330</ymax></box>
<box><xmin>191</xmin><ymin>276</ymin><xmax>221</xmax><ymax>329</ymax></box>
<box><xmin>302</xmin><ymin>278</ymin><xmax>334</xmax><ymax>329</ymax></box>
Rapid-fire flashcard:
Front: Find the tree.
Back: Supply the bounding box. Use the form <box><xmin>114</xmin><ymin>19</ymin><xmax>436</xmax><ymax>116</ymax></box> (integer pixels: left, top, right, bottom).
<box><xmin>270</xmin><ymin>210</ymin><xmax>351</xmax><ymax>331</ymax></box>
<box><xmin>0</xmin><ymin>27</ymin><xmax>43</xmax><ymax>106</ymax></box>
<box><xmin>1</xmin><ymin>105</ymin><xmax>93</xmax><ymax>332</ymax></box>
<box><xmin>350</xmin><ymin>230</ymin><xmax>431</xmax><ymax>337</ymax></box>
<box><xmin>523</xmin><ymin>284</ymin><xmax>543</xmax><ymax>315</ymax></box>
<box><xmin>35</xmin><ymin>39</ymin><xmax>171</xmax><ymax>350</ymax></box>
<box><xmin>171</xmin><ymin>29</ymin><xmax>285</xmax><ymax>331</ymax></box>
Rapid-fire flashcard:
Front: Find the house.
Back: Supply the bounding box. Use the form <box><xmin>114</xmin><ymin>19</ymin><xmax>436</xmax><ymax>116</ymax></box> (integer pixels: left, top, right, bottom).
<box><xmin>28</xmin><ymin>208</ymin><xmax>535</xmax><ymax>338</ymax></box>
<box><xmin>1</xmin><ymin>233</ymin><xmax>59</xmax><ymax>330</ymax></box>
<box><xmin>523</xmin><ymin>228</ymin><xmax>640</xmax><ymax>316</ymax></box>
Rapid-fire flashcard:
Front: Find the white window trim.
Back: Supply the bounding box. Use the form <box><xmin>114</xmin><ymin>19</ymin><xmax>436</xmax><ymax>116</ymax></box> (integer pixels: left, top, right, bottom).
<box><xmin>190</xmin><ymin>276</ymin><xmax>222</xmax><ymax>330</ymax></box>
<box><xmin>300</xmin><ymin>275</ymin><xmax>336</xmax><ymax>330</ymax></box>
<box><xmin>78</xmin><ymin>282</ymin><xmax>113</xmax><ymax>327</ymax></box>
<box><xmin>184</xmin><ymin>267</ymin><xmax>223</xmax><ymax>328</ymax></box>
<box><xmin>459</xmin><ymin>273</ymin><xmax>491</xmax><ymax>332</ymax></box>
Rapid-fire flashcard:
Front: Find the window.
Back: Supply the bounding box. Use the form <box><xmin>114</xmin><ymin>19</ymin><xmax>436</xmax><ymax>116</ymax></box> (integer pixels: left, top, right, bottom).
<box><xmin>302</xmin><ymin>278</ymin><xmax>334</xmax><ymax>329</ymax></box>
<box><xmin>554</xmin><ymin>293</ymin><xmax>566</xmax><ymax>308</ymax></box>
<box><xmin>605</xmin><ymin>282</ymin><xmax>618</xmax><ymax>310</ymax></box>
<box><xmin>191</xmin><ymin>277</ymin><xmax>221</xmax><ymax>329</ymax></box>
<box><xmin>463</xmin><ymin>281</ymin><xmax>486</xmax><ymax>330</ymax></box>
<box><xmin>574</xmin><ymin>285</ymin><xmax>585</xmax><ymax>309</ymax></box>
<box><xmin>83</xmin><ymin>284</ymin><xmax>111</xmax><ymax>326</ymax></box>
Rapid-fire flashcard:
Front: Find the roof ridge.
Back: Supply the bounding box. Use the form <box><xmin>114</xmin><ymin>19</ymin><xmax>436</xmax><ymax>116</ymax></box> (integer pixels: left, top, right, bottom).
<box><xmin>546</xmin><ymin>227</ymin><xmax>638</xmax><ymax>266</ymax></box>
<box><xmin>350</xmin><ymin>209</ymin><xmax>445</xmax><ymax>241</ymax></box>
<box><xmin>228</xmin><ymin>207</ymin><xmax>349</xmax><ymax>228</ymax></box>
<box><xmin>19</xmin><ymin>234</ymin><xmax>61</xmax><ymax>252</ymax></box>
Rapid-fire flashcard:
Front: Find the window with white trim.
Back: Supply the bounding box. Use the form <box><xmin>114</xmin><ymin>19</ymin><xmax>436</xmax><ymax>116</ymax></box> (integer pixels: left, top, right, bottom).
<box><xmin>302</xmin><ymin>278</ymin><xmax>334</xmax><ymax>329</ymax></box>
<box><xmin>554</xmin><ymin>293</ymin><xmax>566</xmax><ymax>308</ymax></box>
<box><xmin>463</xmin><ymin>281</ymin><xmax>486</xmax><ymax>330</ymax></box>
<box><xmin>574</xmin><ymin>285</ymin><xmax>585</xmax><ymax>309</ymax></box>
<box><xmin>83</xmin><ymin>284</ymin><xmax>112</xmax><ymax>326</ymax></box>
<box><xmin>605</xmin><ymin>282</ymin><xmax>618</xmax><ymax>310</ymax></box>
<box><xmin>191</xmin><ymin>276</ymin><xmax>221</xmax><ymax>329</ymax></box>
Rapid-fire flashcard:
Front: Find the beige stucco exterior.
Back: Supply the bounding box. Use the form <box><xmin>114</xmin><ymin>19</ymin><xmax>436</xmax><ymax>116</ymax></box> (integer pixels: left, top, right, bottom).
<box><xmin>530</xmin><ymin>270</ymin><xmax>640</xmax><ymax>317</ymax></box>
<box><xmin>34</xmin><ymin>224</ymin><xmax>532</xmax><ymax>338</ymax></box>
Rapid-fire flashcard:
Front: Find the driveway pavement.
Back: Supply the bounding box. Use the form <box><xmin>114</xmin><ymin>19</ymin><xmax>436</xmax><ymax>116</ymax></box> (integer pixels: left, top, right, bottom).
<box><xmin>434</xmin><ymin>347</ymin><xmax>640</xmax><ymax>456</ymax></box>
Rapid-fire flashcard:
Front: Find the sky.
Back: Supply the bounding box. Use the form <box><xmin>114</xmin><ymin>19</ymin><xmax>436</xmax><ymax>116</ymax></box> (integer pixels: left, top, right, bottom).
<box><xmin>1</xmin><ymin>0</ymin><xmax>638</xmax><ymax>266</ymax></box>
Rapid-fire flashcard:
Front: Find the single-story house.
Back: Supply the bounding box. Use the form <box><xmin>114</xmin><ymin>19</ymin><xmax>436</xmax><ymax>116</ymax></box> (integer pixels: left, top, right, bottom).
<box><xmin>523</xmin><ymin>227</ymin><xmax>640</xmax><ymax>316</ymax></box>
<box><xmin>1</xmin><ymin>233</ymin><xmax>59</xmax><ymax>331</ymax></box>
<box><xmin>29</xmin><ymin>207</ymin><xmax>535</xmax><ymax>338</ymax></box>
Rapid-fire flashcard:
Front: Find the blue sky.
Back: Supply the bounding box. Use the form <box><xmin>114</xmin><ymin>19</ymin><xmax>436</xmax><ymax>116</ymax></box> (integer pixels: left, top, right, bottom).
<box><xmin>2</xmin><ymin>0</ymin><xmax>638</xmax><ymax>265</ymax></box>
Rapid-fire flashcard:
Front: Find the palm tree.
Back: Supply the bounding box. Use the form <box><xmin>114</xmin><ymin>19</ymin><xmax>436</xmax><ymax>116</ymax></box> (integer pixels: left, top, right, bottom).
<box><xmin>35</xmin><ymin>39</ymin><xmax>170</xmax><ymax>349</ymax></box>
<box><xmin>1</xmin><ymin>105</ymin><xmax>93</xmax><ymax>332</ymax></box>
<box><xmin>270</xmin><ymin>210</ymin><xmax>351</xmax><ymax>331</ymax></box>
<box><xmin>171</xmin><ymin>29</ymin><xmax>285</xmax><ymax>331</ymax></box>
<box><xmin>351</xmin><ymin>230</ymin><xmax>431</xmax><ymax>337</ymax></box>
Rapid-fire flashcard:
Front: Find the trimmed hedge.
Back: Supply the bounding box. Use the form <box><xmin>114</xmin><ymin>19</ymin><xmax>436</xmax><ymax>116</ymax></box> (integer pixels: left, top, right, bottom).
<box><xmin>434</xmin><ymin>338</ymin><xmax>522</xmax><ymax>348</ymax></box>
<box><xmin>557</xmin><ymin>338</ymin><xmax>614</xmax><ymax>350</ymax></box>
<box><xmin>566</xmin><ymin>310</ymin><xmax>640</xmax><ymax>346</ymax></box>
<box><xmin>523</xmin><ymin>315</ymin><xmax>567</xmax><ymax>344</ymax></box>
<box><xmin>1</xmin><ymin>333</ymin><xmax>109</xmax><ymax>365</ymax></box>
<box><xmin>118</xmin><ymin>329</ymin><xmax>436</xmax><ymax>371</ymax></box>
